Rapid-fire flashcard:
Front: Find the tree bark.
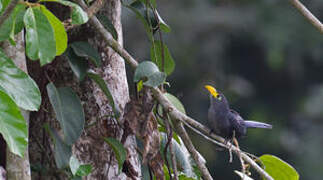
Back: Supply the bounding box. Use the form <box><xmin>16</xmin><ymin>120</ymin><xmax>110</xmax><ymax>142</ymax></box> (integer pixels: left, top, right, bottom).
<box><xmin>2</xmin><ymin>32</ymin><xmax>31</xmax><ymax>180</ymax></box>
<box><xmin>26</xmin><ymin>0</ymin><xmax>141</xmax><ymax>179</ymax></box>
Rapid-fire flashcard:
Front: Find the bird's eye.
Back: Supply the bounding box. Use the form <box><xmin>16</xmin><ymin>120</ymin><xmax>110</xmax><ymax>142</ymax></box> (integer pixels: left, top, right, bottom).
<box><xmin>217</xmin><ymin>95</ymin><xmax>222</xmax><ymax>100</ymax></box>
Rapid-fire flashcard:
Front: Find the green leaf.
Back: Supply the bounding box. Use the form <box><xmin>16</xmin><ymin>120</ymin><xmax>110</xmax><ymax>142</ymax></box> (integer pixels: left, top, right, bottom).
<box><xmin>69</xmin><ymin>156</ymin><xmax>92</xmax><ymax>176</ymax></box>
<box><xmin>234</xmin><ymin>170</ymin><xmax>254</xmax><ymax>180</ymax></box>
<box><xmin>160</xmin><ymin>133</ymin><xmax>196</xmax><ymax>178</ymax></box>
<box><xmin>0</xmin><ymin>90</ymin><xmax>27</xmax><ymax>157</ymax></box>
<box><xmin>103</xmin><ymin>137</ymin><xmax>126</xmax><ymax>172</ymax></box>
<box><xmin>40</xmin><ymin>0</ymin><xmax>88</xmax><ymax>25</ymax></box>
<box><xmin>151</xmin><ymin>41</ymin><xmax>175</xmax><ymax>75</ymax></box>
<box><xmin>65</xmin><ymin>47</ymin><xmax>89</xmax><ymax>81</ymax></box>
<box><xmin>97</xmin><ymin>14</ymin><xmax>118</xmax><ymax>40</ymax></box>
<box><xmin>70</xmin><ymin>41</ymin><xmax>102</xmax><ymax>67</ymax></box>
<box><xmin>44</xmin><ymin>124</ymin><xmax>72</xmax><ymax>169</ymax></box>
<box><xmin>164</xmin><ymin>93</ymin><xmax>186</xmax><ymax>114</ymax></box>
<box><xmin>126</xmin><ymin>1</ymin><xmax>170</xmax><ymax>34</ymax></box>
<box><xmin>0</xmin><ymin>50</ymin><xmax>41</xmax><ymax>111</ymax></box>
<box><xmin>87</xmin><ymin>72</ymin><xmax>120</xmax><ymax>118</ymax></box>
<box><xmin>133</xmin><ymin>61</ymin><xmax>166</xmax><ymax>88</ymax></box>
<box><xmin>0</xmin><ymin>4</ymin><xmax>25</xmax><ymax>42</ymax></box>
<box><xmin>24</xmin><ymin>7</ymin><xmax>56</xmax><ymax>65</ymax></box>
<box><xmin>47</xmin><ymin>83</ymin><xmax>85</xmax><ymax>145</ymax></box>
<box><xmin>260</xmin><ymin>154</ymin><xmax>299</xmax><ymax>180</ymax></box>
<box><xmin>158</xmin><ymin>126</ymin><xmax>181</xmax><ymax>145</ymax></box>
<box><xmin>40</xmin><ymin>5</ymin><xmax>67</xmax><ymax>56</ymax></box>
<box><xmin>76</xmin><ymin>164</ymin><xmax>92</xmax><ymax>176</ymax></box>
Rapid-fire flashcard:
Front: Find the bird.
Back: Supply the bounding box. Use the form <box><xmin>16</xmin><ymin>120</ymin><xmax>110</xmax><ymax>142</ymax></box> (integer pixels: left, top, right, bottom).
<box><xmin>205</xmin><ymin>85</ymin><xmax>272</xmax><ymax>140</ymax></box>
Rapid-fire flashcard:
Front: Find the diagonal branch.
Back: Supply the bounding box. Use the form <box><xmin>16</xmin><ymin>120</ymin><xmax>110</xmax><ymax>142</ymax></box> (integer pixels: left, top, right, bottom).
<box><xmin>75</xmin><ymin>0</ymin><xmax>274</xmax><ymax>179</ymax></box>
<box><xmin>0</xmin><ymin>0</ymin><xmax>19</xmax><ymax>28</ymax></box>
<box><xmin>174</xmin><ymin>121</ymin><xmax>213</xmax><ymax>180</ymax></box>
<box><xmin>290</xmin><ymin>0</ymin><xmax>323</xmax><ymax>34</ymax></box>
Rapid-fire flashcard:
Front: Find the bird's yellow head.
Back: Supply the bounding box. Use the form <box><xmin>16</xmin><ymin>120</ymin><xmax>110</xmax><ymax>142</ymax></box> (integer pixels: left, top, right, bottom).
<box><xmin>204</xmin><ymin>85</ymin><xmax>220</xmax><ymax>99</ymax></box>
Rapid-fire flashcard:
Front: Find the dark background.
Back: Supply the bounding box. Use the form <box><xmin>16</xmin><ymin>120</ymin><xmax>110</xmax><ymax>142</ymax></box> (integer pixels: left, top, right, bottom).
<box><xmin>122</xmin><ymin>0</ymin><xmax>323</xmax><ymax>179</ymax></box>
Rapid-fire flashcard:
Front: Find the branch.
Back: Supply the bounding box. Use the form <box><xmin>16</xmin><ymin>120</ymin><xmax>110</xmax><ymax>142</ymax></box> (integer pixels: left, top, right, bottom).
<box><xmin>75</xmin><ymin>0</ymin><xmax>274</xmax><ymax>179</ymax></box>
<box><xmin>174</xmin><ymin>121</ymin><xmax>213</xmax><ymax>180</ymax></box>
<box><xmin>290</xmin><ymin>0</ymin><xmax>323</xmax><ymax>33</ymax></box>
<box><xmin>0</xmin><ymin>0</ymin><xmax>19</xmax><ymax>28</ymax></box>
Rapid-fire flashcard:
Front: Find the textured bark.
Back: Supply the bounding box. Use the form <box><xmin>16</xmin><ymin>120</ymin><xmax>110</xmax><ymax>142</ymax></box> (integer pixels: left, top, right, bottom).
<box><xmin>26</xmin><ymin>0</ymin><xmax>140</xmax><ymax>179</ymax></box>
<box><xmin>73</xmin><ymin>1</ymin><xmax>140</xmax><ymax>179</ymax></box>
<box><xmin>2</xmin><ymin>33</ymin><xmax>31</xmax><ymax>180</ymax></box>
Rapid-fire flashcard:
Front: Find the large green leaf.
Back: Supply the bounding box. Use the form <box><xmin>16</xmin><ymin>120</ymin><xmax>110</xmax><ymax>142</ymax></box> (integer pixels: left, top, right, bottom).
<box><xmin>70</xmin><ymin>41</ymin><xmax>102</xmax><ymax>67</ymax></box>
<box><xmin>151</xmin><ymin>40</ymin><xmax>175</xmax><ymax>75</ymax></box>
<box><xmin>40</xmin><ymin>5</ymin><xmax>67</xmax><ymax>56</ymax></box>
<box><xmin>0</xmin><ymin>90</ymin><xmax>27</xmax><ymax>157</ymax></box>
<box><xmin>44</xmin><ymin>124</ymin><xmax>72</xmax><ymax>169</ymax></box>
<box><xmin>0</xmin><ymin>4</ymin><xmax>25</xmax><ymax>42</ymax></box>
<box><xmin>0</xmin><ymin>50</ymin><xmax>41</xmax><ymax>111</ymax></box>
<box><xmin>65</xmin><ymin>47</ymin><xmax>89</xmax><ymax>81</ymax></box>
<box><xmin>260</xmin><ymin>154</ymin><xmax>299</xmax><ymax>180</ymax></box>
<box><xmin>103</xmin><ymin>137</ymin><xmax>126</xmax><ymax>172</ymax></box>
<box><xmin>24</xmin><ymin>7</ymin><xmax>56</xmax><ymax>65</ymax></box>
<box><xmin>87</xmin><ymin>72</ymin><xmax>120</xmax><ymax>118</ymax></box>
<box><xmin>40</xmin><ymin>0</ymin><xmax>88</xmax><ymax>25</ymax></box>
<box><xmin>133</xmin><ymin>61</ymin><xmax>166</xmax><ymax>88</ymax></box>
<box><xmin>47</xmin><ymin>83</ymin><xmax>85</xmax><ymax>145</ymax></box>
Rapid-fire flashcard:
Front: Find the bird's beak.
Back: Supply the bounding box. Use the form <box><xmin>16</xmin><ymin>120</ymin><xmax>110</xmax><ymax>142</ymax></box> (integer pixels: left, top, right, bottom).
<box><xmin>204</xmin><ymin>85</ymin><xmax>219</xmax><ymax>98</ymax></box>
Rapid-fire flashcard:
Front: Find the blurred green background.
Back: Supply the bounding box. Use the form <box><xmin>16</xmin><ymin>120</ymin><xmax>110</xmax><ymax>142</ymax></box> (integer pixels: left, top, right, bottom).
<box><xmin>122</xmin><ymin>0</ymin><xmax>323</xmax><ymax>179</ymax></box>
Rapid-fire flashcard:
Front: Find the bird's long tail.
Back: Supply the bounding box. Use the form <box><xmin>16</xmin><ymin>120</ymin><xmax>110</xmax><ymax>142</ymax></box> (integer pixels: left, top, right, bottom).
<box><xmin>244</xmin><ymin>121</ymin><xmax>272</xmax><ymax>129</ymax></box>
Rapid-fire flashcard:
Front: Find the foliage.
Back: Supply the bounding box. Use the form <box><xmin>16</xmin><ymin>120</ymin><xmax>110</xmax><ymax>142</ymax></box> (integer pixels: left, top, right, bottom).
<box><xmin>0</xmin><ymin>0</ymin><xmax>307</xmax><ymax>178</ymax></box>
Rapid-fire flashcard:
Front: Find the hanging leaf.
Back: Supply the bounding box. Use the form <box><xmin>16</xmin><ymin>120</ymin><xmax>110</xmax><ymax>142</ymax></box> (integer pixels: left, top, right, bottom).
<box><xmin>164</xmin><ymin>93</ymin><xmax>185</xmax><ymax>114</ymax></box>
<box><xmin>151</xmin><ymin>40</ymin><xmax>175</xmax><ymax>75</ymax></box>
<box><xmin>0</xmin><ymin>90</ymin><xmax>27</xmax><ymax>157</ymax></box>
<box><xmin>44</xmin><ymin>124</ymin><xmax>72</xmax><ymax>169</ymax></box>
<box><xmin>24</xmin><ymin>7</ymin><xmax>56</xmax><ymax>65</ymax></box>
<box><xmin>97</xmin><ymin>14</ymin><xmax>118</xmax><ymax>40</ymax></box>
<box><xmin>69</xmin><ymin>156</ymin><xmax>92</xmax><ymax>177</ymax></box>
<box><xmin>103</xmin><ymin>137</ymin><xmax>126</xmax><ymax>172</ymax></box>
<box><xmin>65</xmin><ymin>47</ymin><xmax>89</xmax><ymax>81</ymax></box>
<box><xmin>70</xmin><ymin>41</ymin><xmax>102</xmax><ymax>67</ymax></box>
<box><xmin>0</xmin><ymin>4</ymin><xmax>25</xmax><ymax>42</ymax></box>
<box><xmin>260</xmin><ymin>154</ymin><xmax>299</xmax><ymax>180</ymax></box>
<box><xmin>40</xmin><ymin>5</ymin><xmax>67</xmax><ymax>56</ymax></box>
<box><xmin>160</xmin><ymin>133</ymin><xmax>196</xmax><ymax>178</ymax></box>
<box><xmin>0</xmin><ymin>50</ymin><xmax>41</xmax><ymax>111</ymax></box>
<box><xmin>40</xmin><ymin>0</ymin><xmax>88</xmax><ymax>25</ymax></box>
<box><xmin>133</xmin><ymin>61</ymin><xmax>166</xmax><ymax>88</ymax></box>
<box><xmin>70</xmin><ymin>156</ymin><xmax>81</xmax><ymax>175</ymax></box>
<box><xmin>87</xmin><ymin>72</ymin><xmax>120</xmax><ymax>118</ymax></box>
<box><xmin>47</xmin><ymin>83</ymin><xmax>85</xmax><ymax>145</ymax></box>
<box><xmin>126</xmin><ymin>1</ymin><xmax>170</xmax><ymax>34</ymax></box>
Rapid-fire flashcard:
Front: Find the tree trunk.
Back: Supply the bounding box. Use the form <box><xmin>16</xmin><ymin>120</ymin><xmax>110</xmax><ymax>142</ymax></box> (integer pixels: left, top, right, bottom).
<box><xmin>27</xmin><ymin>0</ymin><xmax>141</xmax><ymax>179</ymax></box>
<box><xmin>2</xmin><ymin>32</ymin><xmax>31</xmax><ymax>180</ymax></box>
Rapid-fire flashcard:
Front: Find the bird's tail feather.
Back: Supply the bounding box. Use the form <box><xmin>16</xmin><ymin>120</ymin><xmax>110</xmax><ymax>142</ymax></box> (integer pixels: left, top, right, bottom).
<box><xmin>244</xmin><ymin>121</ymin><xmax>272</xmax><ymax>129</ymax></box>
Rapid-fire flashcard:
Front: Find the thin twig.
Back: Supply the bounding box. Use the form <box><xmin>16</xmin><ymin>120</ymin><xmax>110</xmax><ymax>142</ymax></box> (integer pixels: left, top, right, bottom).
<box><xmin>174</xmin><ymin>121</ymin><xmax>213</xmax><ymax>180</ymax></box>
<box><xmin>0</xmin><ymin>0</ymin><xmax>19</xmax><ymax>28</ymax></box>
<box><xmin>75</xmin><ymin>1</ymin><xmax>274</xmax><ymax>179</ymax></box>
<box><xmin>290</xmin><ymin>0</ymin><xmax>323</xmax><ymax>33</ymax></box>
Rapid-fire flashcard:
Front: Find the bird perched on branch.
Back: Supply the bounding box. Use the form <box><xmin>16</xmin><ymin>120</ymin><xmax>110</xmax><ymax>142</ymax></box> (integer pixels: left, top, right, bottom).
<box><xmin>205</xmin><ymin>85</ymin><xmax>272</xmax><ymax>140</ymax></box>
